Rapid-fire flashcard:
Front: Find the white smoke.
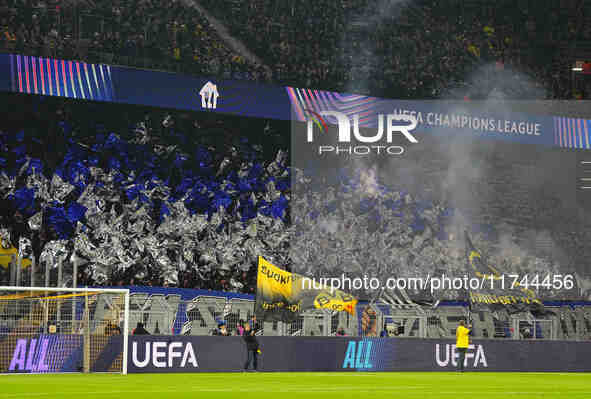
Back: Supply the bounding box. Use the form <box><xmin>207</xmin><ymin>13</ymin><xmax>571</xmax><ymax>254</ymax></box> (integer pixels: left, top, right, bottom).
<box><xmin>317</xmin><ymin>217</ymin><xmax>339</xmax><ymax>234</ymax></box>
<box><xmin>358</xmin><ymin>163</ymin><xmax>379</xmax><ymax>197</ymax></box>
<box><xmin>341</xmin><ymin>0</ymin><xmax>412</xmax><ymax>95</ymax></box>
<box><xmin>442</xmin><ymin>62</ymin><xmax>549</xmax><ymax>100</ymax></box>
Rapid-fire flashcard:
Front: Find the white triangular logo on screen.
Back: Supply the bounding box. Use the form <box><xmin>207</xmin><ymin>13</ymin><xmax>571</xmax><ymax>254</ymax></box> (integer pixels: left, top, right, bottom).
<box><xmin>199</xmin><ymin>81</ymin><xmax>219</xmax><ymax>109</ymax></box>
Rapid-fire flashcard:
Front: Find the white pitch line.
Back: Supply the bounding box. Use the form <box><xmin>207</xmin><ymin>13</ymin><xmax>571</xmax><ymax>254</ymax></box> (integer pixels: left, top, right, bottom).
<box><xmin>0</xmin><ymin>389</ymin><xmax>580</xmax><ymax>398</ymax></box>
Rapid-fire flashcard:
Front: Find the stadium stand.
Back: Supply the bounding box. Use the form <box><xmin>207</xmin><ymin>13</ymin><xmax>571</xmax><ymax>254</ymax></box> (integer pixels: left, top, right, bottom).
<box><xmin>0</xmin><ymin>97</ymin><xmax>591</xmax><ymax>339</ymax></box>
<box><xmin>1</xmin><ymin>1</ymin><xmax>591</xmax><ymax>341</ymax></box>
<box><xmin>1</xmin><ymin>91</ymin><xmax>589</xmax><ymax>304</ymax></box>
<box><xmin>0</xmin><ymin>0</ymin><xmax>267</xmax><ymax>79</ymax></box>
<box><xmin>0</xmin><ymin>93</ymin><xmax>289</xmax><ymax>292</ymax></box>
<box><xmin>199</xmin><ymin>0</ymin><xmax>588</xmax><ymax>99</ymax></box>
<box><xmin>1</xmin><ymin>0</ymin><xmax>590</xmax><ymax>99</ymax></box>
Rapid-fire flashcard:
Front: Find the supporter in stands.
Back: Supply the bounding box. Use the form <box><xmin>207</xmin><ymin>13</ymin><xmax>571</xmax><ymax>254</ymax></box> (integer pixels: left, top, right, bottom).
<box><xmin>105</xmin><ymin>320</ymin><xmax>122</xmax><ymax>336</ymax></box>
<box><xmin>249</xmin><ymin>315</ymin><xmax>260</xmax><ymax>333</ymax></box>
<box><xmin>0</xmin><ymin>0</ymin><xmax>586</xmax><ymax>99</ymax></box>
<box><xmin>236</xmin><ymin>320</ymin><xmax>245</xmax><ymax>336</ymax></box>
<box><xmin>361</xmin><ymin>306</ymin><xmax>377</xmax><ymax>337</ymax></box>
<box><xmin>212</xmin><ymin>321</ymin><xmax>230</xmax><ymax>336</ymax></box>
<box><xmin>521</xmin><ymin>328</ymin><xmax>533</xmax><ymax>339</ymax></box>
<box><xmin>199</xmin><ymin>0</ymin><xmax>582</xmax><ymax>99</ymax></box>
<box><xmin>379</xmin><ymin>323</ymin><xmax>388</xmax><ymax>338</ymax></box>
<box><xmin>0</xmin><ymin>0</ymin><xmax>258</xmax><ymax>80</ymax></box>
<box><xmin>132</xmin><ymin>322</ymin><xmax>150</xmax><ymax>335</ymax></box>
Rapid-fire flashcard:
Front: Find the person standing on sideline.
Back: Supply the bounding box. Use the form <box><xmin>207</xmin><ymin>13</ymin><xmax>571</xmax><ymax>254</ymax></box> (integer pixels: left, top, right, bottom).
<box><xmin>243</xmin><ymin>322</ymin><xmax>260</xmax><ymax>371</ymax></box>
<box><xmin>456</xmin><ymin>320</ymin><xmax>471</xmax><ymax>372</ymax></box>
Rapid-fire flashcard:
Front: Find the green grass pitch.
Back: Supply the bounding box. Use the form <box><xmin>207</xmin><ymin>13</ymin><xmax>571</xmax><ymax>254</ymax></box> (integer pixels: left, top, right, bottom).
<box><xmin>1</xmin><ymin>372</ymin><xmax>589</xmax><ymax>398</ymax></box>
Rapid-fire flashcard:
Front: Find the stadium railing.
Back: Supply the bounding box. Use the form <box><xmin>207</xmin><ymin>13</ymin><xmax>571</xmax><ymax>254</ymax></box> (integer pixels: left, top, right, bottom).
<box><xmin>4</xmin><ymin>266</ymin><xmax>591</xmax><ymax>340</ymax></box>
<box><xmin>384</xmin><ymin>316</ymin><xmax>427</xmax><ymax>338</ymax></box>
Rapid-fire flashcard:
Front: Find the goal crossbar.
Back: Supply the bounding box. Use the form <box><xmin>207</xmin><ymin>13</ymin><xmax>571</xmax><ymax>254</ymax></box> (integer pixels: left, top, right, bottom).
<box><xmin>0</xmin><ymin>286</ymin><xmax>130</xmax><ymax>294</ymax></box>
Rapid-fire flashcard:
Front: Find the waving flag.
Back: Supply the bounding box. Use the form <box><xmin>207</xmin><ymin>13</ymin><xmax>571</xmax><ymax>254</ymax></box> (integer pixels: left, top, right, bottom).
<box><xmin>256</xmin><ymin>256</ymin><xmax>357</xmax><ymax>321</ymax></box>
<box><xmin>465</xmin><ymin>230</ymin><xmax>500</xmax><ymax>279</ymax></box>
<box><xmin>464</xmin><ymin>232</ymin><xmax>545</xmax><ymax>314</ymax></box>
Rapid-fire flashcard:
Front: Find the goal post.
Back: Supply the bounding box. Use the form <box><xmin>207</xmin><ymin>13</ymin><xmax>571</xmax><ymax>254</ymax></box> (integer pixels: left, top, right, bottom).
<box><xmin>0</xmin><ymin>286</ymin><xmax>130</xmax><ymax>374</ymax></box>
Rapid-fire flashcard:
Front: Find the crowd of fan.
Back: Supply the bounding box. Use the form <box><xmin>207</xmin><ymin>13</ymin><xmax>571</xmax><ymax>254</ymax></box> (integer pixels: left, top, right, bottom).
<box><xmin>0</xmin><ymin>94</ymin><xmax>289</xmax><ymax>294</ymax></box>
<box><xmin>200</xmin><ymin>0</ymin><xmax>591</xmax><ymax>99</ymax></box>
<box><xmin>0</xmin><ymin>0</ymin><xmax>267</xmax><ymax>80</ymax></box>
<box><xmin>290</xmin><ymin>165</ymin><xmax>590</xmax><ymax>301</ymax></box>
<box><xmin>0</xmin><ymin>93</ymin><xmax>590</xmax><ymax>299</ymax></box>
<box><xmin>1</xmin><ymin>0</ymin><xmax>590</xmax><ymax>99</ymax></box>
<box><xmin>1</xmin><ymin>1</ymin><xmax>591</xmax><ymax>297</ymax></box>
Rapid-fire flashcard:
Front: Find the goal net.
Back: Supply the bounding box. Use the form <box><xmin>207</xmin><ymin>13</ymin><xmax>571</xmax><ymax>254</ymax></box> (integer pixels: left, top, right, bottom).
<box><xmin>0</xmin><ymin>286</ymin><xmax>129</xmax><ymax>374</ymax></box>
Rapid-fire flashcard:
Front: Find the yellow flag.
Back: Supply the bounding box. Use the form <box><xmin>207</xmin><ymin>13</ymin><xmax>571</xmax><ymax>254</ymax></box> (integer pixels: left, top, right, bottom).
<box><xmin>0</xmin><ymin>244</ymin><xmax>32</xmax><ymax>269</ymax></box>
<box><xmin>256</xmin><ymin>256</ymin><xmax>357</xmax><ymax>321</ymax></box>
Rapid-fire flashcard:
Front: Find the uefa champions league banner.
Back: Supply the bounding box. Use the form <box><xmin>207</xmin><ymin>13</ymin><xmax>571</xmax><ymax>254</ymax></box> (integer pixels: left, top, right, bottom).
<box><xmin>1</xmin><ymin>53</ymin><xmax>590</xmax><ymax>150</ymax></box>
<box><xmin>127</xmin><ymin>336</ymin><xmax>591</xmax><ymax>373</ymax></box>
<box><xmin>287</xmin><ymin>88</ymin><xmax>591</xmax><ymax>151</ymax></box>
<box><xmin>287</xmin><ymin>89</ymin><xmax>555</xmax><ymax>147</ymax></box>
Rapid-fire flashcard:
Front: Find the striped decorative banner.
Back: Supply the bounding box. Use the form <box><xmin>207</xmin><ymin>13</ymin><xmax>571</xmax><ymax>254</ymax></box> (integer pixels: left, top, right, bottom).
<box><xmin>554</xmin><ymin>117</ymin><xmax>591</xmax><ymax>150</ymax></box>
<box><xmin>287</xmin><ymin>86</ymin><xmax>380</xmax><ymax>127</ymax></box>
<box><xmin>10</xmin><ymin>54</ymin><xmax>114</xmax><ymax>101</ymax></box>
